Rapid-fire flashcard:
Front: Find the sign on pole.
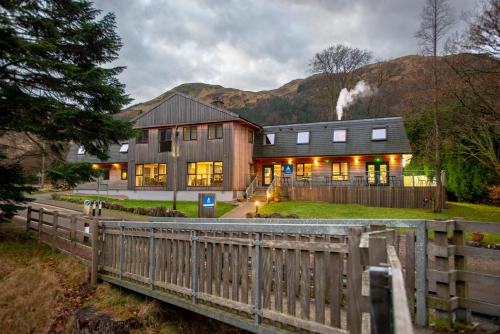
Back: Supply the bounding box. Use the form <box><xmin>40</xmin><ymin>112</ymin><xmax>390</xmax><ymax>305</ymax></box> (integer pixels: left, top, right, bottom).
<box><xmin>198</xmin><ymin>193</ymin><xmax>216</xmax><ymax>218</ymax></box>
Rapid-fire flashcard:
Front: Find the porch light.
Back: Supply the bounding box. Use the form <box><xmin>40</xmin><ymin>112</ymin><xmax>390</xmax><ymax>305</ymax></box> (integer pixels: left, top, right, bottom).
<box><xmin>325</xmin><ymin>159</ymin><xmax>330</xmax><ymax>163</ymax></box>
<box><xmin>288</xmin><ymin>159</ymin><xmax>292</xmax><ymax>164</ymax></box>
<box><xmin>390</xmin><ymin>156</ymin><xmax>395</xmax><ymax>163</ymax></box>
<box><xmin>113</xmin><ymin>163</ymin><xmax>120</xmax><ymax>168</ymax></box>
<box><xmin>314</xmin><ymin>158</ymin><xmax>318</xmax><ymax>164</ymax></box>
<box><xmin>92</xmin><ymin>164</ymin><xmax>99</xmax><ymax>169</ymax></box>
<box><xmin>375</xmin><ymin>157</ymin><xmax>382</xmax><ymax>163</ymax></box>
<box><xmin>354</xmin><ymin>157</ymin><xmax>359</xmax><ymax>163</ymax></box>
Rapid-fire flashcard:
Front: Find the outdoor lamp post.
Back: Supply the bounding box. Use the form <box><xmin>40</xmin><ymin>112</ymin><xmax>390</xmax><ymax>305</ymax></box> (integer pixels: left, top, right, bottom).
<box><xmin>255</xmin><ymin>200</ymin><xmax>259</xmax><ymax>214</ymax></box>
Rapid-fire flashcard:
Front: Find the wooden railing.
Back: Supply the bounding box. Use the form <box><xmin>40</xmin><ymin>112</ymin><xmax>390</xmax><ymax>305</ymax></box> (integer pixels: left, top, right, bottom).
<box><xmin>245</xmin><ymin>175</ymin><xmax>258</xmax><ymax>202</ymax></box>
<box><xmin>25</xmin><ymin>206</ymin><xmax>94</xmax><ymax>261</ymax></box>
<box><xmin>426</xmin><ymin>220</ymin><xmax>500</xmax><ymax>323</ymax></box>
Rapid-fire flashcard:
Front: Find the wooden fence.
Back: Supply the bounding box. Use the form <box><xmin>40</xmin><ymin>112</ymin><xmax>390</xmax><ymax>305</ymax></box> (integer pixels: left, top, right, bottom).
<box><xmin>26</xmin><ymin>207</ymin><xmax>94</xmax><ymax>261</ymax></box>
<box><xmin>426</xmin><ymin>220</ymin><xmax>500</xmax><ymax>322</ymax></box>
<box><xmin>283</xmin><ymin>186</ymin><xmax>443</xmax><ymax>209</ymax></box>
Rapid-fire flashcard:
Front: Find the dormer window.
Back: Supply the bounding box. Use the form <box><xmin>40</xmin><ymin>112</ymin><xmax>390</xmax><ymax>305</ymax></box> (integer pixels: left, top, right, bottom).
<box><xmin>264</xmin><ymin>133</ymin><xmax>275</xmax><ymax>145</ymax></box>
<box><xmin>77</xmin><ymin>146</ymin><xmax>85</xmax><ymax>155</ymax></box>
<box><xmin>333</xmin><ymin>129</ymin><xmax>347</xmax><ymax>142</ymax></box>
<box><xmin>372</xmin><ymin>128</ymin><xmax>387</xmax><ymax>141</ymax></box>
<box><xmin>119</xmin><ymin>143</ymin><xmax>129</xmax><ymax>153</ymax></box>
<box><xmin>297</xmin><ymin>131</ymin><xmax>310</xmax><ymax>144</ymax></box>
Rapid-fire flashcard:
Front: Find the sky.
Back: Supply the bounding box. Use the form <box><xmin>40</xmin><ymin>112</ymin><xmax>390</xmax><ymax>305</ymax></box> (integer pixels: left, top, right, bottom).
<box><xmin>93</xmin><ymin>0</ymin><xmax>476</xmax><ymax>105</ymax></box>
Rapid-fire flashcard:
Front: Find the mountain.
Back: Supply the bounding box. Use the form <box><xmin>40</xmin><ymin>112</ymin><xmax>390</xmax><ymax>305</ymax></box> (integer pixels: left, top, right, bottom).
<box><xmin>118</xmin><ymin>54</ymin><xmax>462</xmax><ymax>125</ymax></box>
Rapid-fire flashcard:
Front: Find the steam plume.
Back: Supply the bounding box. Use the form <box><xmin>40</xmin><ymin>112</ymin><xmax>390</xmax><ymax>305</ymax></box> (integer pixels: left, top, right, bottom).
<box><xmin>336</xmin><ymin>80</ymin><xmax>373</xmax><ymax>120</ymax></box>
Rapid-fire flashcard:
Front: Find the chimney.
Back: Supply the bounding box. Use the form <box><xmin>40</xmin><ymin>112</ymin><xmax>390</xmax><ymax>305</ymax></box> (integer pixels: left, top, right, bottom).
<box><xmin>211</xmin><ymin>96</ymin><xmax>224</xmax><ymax>107</ymax></box>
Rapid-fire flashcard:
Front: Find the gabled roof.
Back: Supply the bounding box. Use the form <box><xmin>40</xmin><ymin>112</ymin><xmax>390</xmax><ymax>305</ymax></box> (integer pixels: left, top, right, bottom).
<box><xmin>253</xmin><ymin>117</ymin><xmax>411</xmax><ymax>158</ymax></box>
<box><xmin>132</xmin><ymin>92</ymin><xmax>260</xmax><ymax>129</ymax></box>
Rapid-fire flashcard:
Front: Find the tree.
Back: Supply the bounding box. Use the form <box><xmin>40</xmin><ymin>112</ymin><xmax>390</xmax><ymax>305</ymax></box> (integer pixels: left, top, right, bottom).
<box><xmin>310</xmin><ymin>44</ymin><xmax>372</xmax><ymax>120</ymax></box>
<box><xmin>46</xmin><ymin>161</ymin><xmax>102</xmax><ymax>189</ymax></box>
<box><xmin>413</xmin><ymin>0</ymin><xmax>455</xmax><ymax>212</ymax></box>
<box><xmin>0</xmin><ymin>0</ymin><xmax>135</xmax><ymax>217</ymax></box>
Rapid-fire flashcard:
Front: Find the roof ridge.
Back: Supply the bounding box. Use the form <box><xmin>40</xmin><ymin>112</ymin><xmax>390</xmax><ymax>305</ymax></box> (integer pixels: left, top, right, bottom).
<box><xmin>262</xmin><ymin>116</ymin><xmax>403</xmax><ymax>128</ymax></box>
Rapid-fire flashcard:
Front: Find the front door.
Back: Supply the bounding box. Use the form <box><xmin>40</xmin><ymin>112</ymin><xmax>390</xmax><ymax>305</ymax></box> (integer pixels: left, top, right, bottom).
<box><xmin>366</xmin><ymin>162</ymin><xmax>389</xmax><ymax>185</ymax></box>
<box><xmin>263</xmin><ymin>165</ymin><xmax>273</xmax><ymax>186</ymax></box>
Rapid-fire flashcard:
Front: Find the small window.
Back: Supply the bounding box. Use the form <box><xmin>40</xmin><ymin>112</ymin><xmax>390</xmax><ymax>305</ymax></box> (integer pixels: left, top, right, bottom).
<box><xmin>77</xmin><ymin>146</ymin><xmax>85</xmax><ymax>155</ymax></box>
<box><xmin>183</xmin><ymin>126</ymin><xmax>197</xmax><ymax>141</ymax></box>
<box><xmin>121</xmin><ymin>169</ymin><xmax>128</xmax><ymax>180</ymax></box>
<box><xmin>102</xmin><ymin>168</ymin><xmax>110</xmax><ymax>180</ymax></box>
<box><xmin>248</xmin><ymin>129</ymin><xmax>254</xmax><ymax>143</ymax></box>
<box><xmin>297</xmin><ymin>131</ymin><xmax>310</xmax><ymax>144</ymax></box>
<box><xmin>159</xmin><ymin>128</ymin><xmax>172</xmax><ymax>152</ymax></box>
<box><xmin>372</xmin><ymin>128</ymin><xmax>387</xmax><ymax>141</ymax></box>
<box><xmin>296</xmin><ymin>163</ymin><xmax>312</xmax><ymax>177</ymax></box>
<box><xmin>332</xmin><ymin>162</ymin><xmax>349</xmax><ymax>181</ymax></box>
<box><xmin>264</xmin><ymin>133</ymin><xmax>275</xmax><ymax>145</ymax></box>
<box><xmin>119</xmin><ymin>143</ymin><xmax>129</xmax><ymax>153</ymax></box>
<box><xmin>333</xmin><ymin>129</ymin><xmax>347</xmax><ymax>142</ymax></box>
<box><xmin>137</xmin><ymin>129</ymin><xmax>149</xmax><ymax>144</ymax></box>
<box><xmin>208</xmin><ymin>124</ymin><xmax>223</xmax><ymax>139</ymax></box>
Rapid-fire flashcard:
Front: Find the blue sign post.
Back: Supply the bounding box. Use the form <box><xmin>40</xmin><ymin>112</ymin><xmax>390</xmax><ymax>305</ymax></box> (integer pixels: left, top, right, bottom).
<box><xmin>283</xmin><ymin>164</ymin><xmax>293</xmax><ymax>175</ymax></box>
<box><xmin>198</xmin><ymin>193</ymin><xmax>216</xmax><ymax>217</ymax></box>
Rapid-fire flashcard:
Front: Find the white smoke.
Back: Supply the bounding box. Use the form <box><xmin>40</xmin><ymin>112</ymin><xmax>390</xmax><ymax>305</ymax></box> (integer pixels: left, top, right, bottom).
<box><xmin>336</xmin><ymin>80</ymin><xmax>373</xmax><ymax>120</ymax></box>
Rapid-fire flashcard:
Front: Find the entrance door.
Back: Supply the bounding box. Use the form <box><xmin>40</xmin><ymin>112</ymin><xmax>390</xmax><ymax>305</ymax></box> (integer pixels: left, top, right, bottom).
<box><xmin>263</xmin><ymin>165</ymin><xmax>273</xmax><ymax>186</ymax></box>
<box><xmin>366</xmin><ymin>162</ymin><xmax>389</xmax><ymax>185</ymax></box>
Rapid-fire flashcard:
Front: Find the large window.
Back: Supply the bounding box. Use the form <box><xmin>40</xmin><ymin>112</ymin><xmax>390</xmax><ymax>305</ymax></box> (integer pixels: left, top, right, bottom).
<box><xmin>183</xmin><ymin>126</ymin><xmax>197</xmax><ymax>141</ymax></box>
<box><xmin>264</xmin><ymin>133</ymin><xmax>275</xmax><ymax>145</ymax></box>
<box><xmin>135</xmin><ymin>163</ymin><xmax>166</xmax><ymax>187</ymax></box>
<box><xmin>333</xmin><ymin>129</ymin><xmax>347</xmax><ymax>142</ymax></box>
<box><xmin>296</xmin><ymin>163</ymin><xmax>312</xmax><ymax>177</ymax></box>
<box><xmin>332</xmin><ymin>162</ymin><xmax>349</xmax><ymax>180</ymax></box>
<box><xmin>159</xmin><ymin>128</ymin><xmax>172</xmax><ymax>152</ymax></box>
<box><xmin>372</xmin><ymin>128</ymin><xmax>387</xmax><ymax>141</ymax></box>
<box><xmin>137</xmin><ymin>129</ymin><xmax>149</xmax><ymax>144</ymax></box>
<box><xmin>187</xmin><ymin>162</ymin><xmax>223</xmax><ymax>187</ymax></box>
<box><xmin>208</xmin><ymin>124</ymin><xmax>223</xmax><ymax>139</ymax></box>
<box><xmin>297</xmin><ymin>131</ymin><xmax>310</xmax><ymax>144</ymax></box>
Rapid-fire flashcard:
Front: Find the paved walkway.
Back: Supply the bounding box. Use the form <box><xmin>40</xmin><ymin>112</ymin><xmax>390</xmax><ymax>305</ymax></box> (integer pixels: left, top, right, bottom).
<box><xmin>221</xmin><ymin>201</ymin><xmax>256</xmax><ymax>218</ymax></box>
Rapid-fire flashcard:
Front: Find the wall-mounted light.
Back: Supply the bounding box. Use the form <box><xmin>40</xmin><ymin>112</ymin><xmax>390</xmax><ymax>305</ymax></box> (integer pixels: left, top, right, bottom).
<box><xmin>390</xmin><ymin>156</ymin><xmax>396</xmax><ymax>163</ymax></box>
<box><xmin>314</xmin><ymin>158</ymin><xmax>319</xmax><ymax>164</ymax></box>
<box><xmin>112</xmin><ymin>163</ymin><xmax>120</xmax><ymax>168</ymax></box>
<box><xmin>354</xmin><ymin>157</ymin><xmax>359</xmax><ymax>163</ymax></box>
<box><xmin>92</xmin><ymin>164</ymin><xmax>99</xmax><ymax>169</ymax></box>
<box><xmin>375</xmin><ymin>157</ymin><xmax>382</xmax><ymax>163</ymax></box>
<box><xmin>288</xmin><ymin>159</ymin><xmax>293</xmax><ymax>164</ymax></box>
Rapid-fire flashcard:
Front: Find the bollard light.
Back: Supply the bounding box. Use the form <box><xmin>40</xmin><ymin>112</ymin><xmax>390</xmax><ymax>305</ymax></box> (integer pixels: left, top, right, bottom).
<box><xmin>255</xmin><ymin>200</ymin><xmax>259</xmax><ymax>214</ymax></box>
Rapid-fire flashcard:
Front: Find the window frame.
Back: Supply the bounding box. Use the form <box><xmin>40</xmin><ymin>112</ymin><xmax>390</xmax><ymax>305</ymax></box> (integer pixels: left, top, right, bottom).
<box><xmin>333</xmin><ymin>129</ymin><xmax>347</xmax><ymax>143</ymax></box>
<box><xmin>137</xmin><ymin>129</ymin><xmax>149</xmax><ymax>144</ymax></box>
<box><xmin>296</xmin><ymin>131</ymin><xmax>310</xmax><ymax>144</ymax></box>
<box><xmin>371</xmin><ymin>127</ymin><xmax>387</xmax><ymax>141</ymax></box>
<box><xmin>183</xmin><ymin>126</ymin><xmax>197</xmax><ymax>141</ymax></box>
<box><xmin>134</xmin><ymin>163</ymin><xmax>167</xmax><ymax>187</ymax></box>
<box><xmin>208</xmin><ymin>124</ymin><xmax>223</xmax><ymax>140</ymax></box>
<box><xmin>121</xmin><ymin>168</ymin><xmax>128</xmax><ymax>180</ymax></box>
<box><xmin>248</xmin><ymin>129</ymin><xmax>254</xmax><ymax>143</ymax></box>
<box><xmin>296</xmin><ymin>163</ymin><xmax>312</xmax><ymax>177</ymax></box>
<box><xmin>264</xmin><ymin>133</ymin><xmax>275</xmax><ymax>145</ymax></box>
<box><xmin>77</xmin><ymin>146</ymin><xmax>85</xmax><ymax>155</ymax></box>
<box><xmin>187</xmin><ymin>161</ymin><xmax>224</xmax><ymax>187</ymax></box>
<box><xmin>332</xmin><ymin>161</ymin><xmax>349</xmax><ymax>181</ymax></box>
<box><xmin>159</xmin><ymin>128</ymin><xmax>173</xmax><ymax>152</ymax></box>
<box><xmin>119</xmin><ymin>143</ymin><xmax>129</xmax><ymax>153</ymax></box>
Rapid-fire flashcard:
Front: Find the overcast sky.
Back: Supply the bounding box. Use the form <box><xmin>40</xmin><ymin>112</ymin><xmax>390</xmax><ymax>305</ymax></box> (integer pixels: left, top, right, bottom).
<box><xmin>93</xmin><ymin>0</ymin><xmax>476</xmax><ymax>105</ymax></box>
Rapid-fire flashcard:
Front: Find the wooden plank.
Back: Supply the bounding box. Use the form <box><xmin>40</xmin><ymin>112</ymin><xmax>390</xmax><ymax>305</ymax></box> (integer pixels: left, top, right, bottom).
<box><xmin>314</xmin><ymin>251</ymin><xmax>326</xmax><ymax>324</ymax></box>
<box><xmin>240</xmin><ymin>244</ymin><xmax>249</xmax><ymax>304</ymax></box>
<box><xmin>262</xmin><ymin>309</ymin><xmax>348</xmax><ymax>334</ymax></box>
<box><xmin>206</xmin><ymin>240</ymin><xmax>213</xmax><ymax>294</ymax></box>
<box><xmin>286</xmin><ymin>248</ymin><xmax>297</xmax><ymax>316</ymax></box>
<box><xmin>274</xmin><ymin>240</ymin><xmax>284</xmax><ymax>312</ymax></box>
<box><xmin>405</xmin><ymin>230</ymin><xmax>416</xmax><ymax>313</ymax></box>
<box><xmin>90</xmin><ymin>220</ymin><xmax>99</xmax><ymax>285</ymax></box>
<box><xmin>262</xmin><ymin>239</ymin><xmax>348</xmax><ymax>253</ymax></box>
<box><xmin>455</xmin><ymin>221</ymin><xmax>500</xmax><ymax>234</ymax></box>
<box><xmin>262</xmin><ymin>242</ymin><xmax>272</xmax><ymax>309</ymax></box>
<box><xmin>223</xmin><ymin>242</ymin><xmax>230</xmax><ymax>298</ymax></box>
<box><xmin>347</xmin><ymin>228</ymin><xmax>361</xmax><ymax>334</ymax></box>
<box><xmin>231</xmin><ymin>243</ymin><xmax>239</xmax><ymax>301</ymax></box>
<box><xmin>433</xmin><ymin>225</ymin><xmax>452</xmax><ymax>321</ymax></box>
<box><xmin>214</xmin><ymin>237</ymin><xmax>222</xmax><ymax>296</ymax></box>
<box><xmin>184</xmin><ymin>238</ymin><xmax>191</xmax><ymax>288</ymax></box>
<box><xmin>198</xmin><ymin>240</ymin><xmax>206</xmax><ymax>292</ymax></box>
<box><xmin>453</xmin><ymin>229</ymin><xmax>471</xmax><ymax>323</ymax></box>
<box><xmin>328</xmin><ymin>252</ymin><xmax>342</xmax><ymax>328</ymax></box>
<box><xmin>456</xmin><ymin>245</ymin><xmax>500</xmax><ymax>260</ymax></box>
<box><xmin>299</xmin><ymin>249</ymin><xmax>310</xmax><ymax>320</ymax></box>
<box><xmin>368</xmin><ymin>236</ymin><xmax>387</xmax><ymax>266</ymax></box>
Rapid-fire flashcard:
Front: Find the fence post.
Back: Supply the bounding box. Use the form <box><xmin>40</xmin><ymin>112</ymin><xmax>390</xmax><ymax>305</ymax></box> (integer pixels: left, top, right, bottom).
<box><xmin>415</xmin><ymin>222</ymin><xmax>428</xmax><ymax>327</ymax></box>
<box><xmin>405</xmin><ymin>230</ymin><xmax>416</xmax><ymax>315</ymax></box>
<box><xmin>191</xmin><ymin>230</ymin><xmax>199</xmax><ymax>304</ymax></box>
<box><xmin>433</xmin><ymin>220</ymin><xmax>455</xmax><ymax>323</ymax></box>
<box><xmin>90</xmin><ymin>219</ymin><xmax>99</xmax><ymax>285</ymax></box>
<box><xmin>26</xmin><ymin>206</ymin><xmax>32</xmax><ymax>232</ymax></box>
<box><xmin>149</xmin><ymin>228</ymin><xmax>155</xmax><ymax>289</ymax></box>
<box><xmin>253</xmin><ymin>232</ymin><xmax>262</xmax><ymax>324</ymax></box>
<box><xmin>52</xmin><ymin>211</ymin><xmax>59</xmax><ymax>250</ymax></box>
<box><xmin>70</xmin><ymin>215</ymin><xmax>77</xmax><ymax>255</ymax></box>
<box><xmin>38</xmin><ymin>208</ymin><xmax>44</xmax><ymax>243</ymax></box>
<box><xmin>347</xmin><ymin>228</ymin><xmax>362</xmax><ymax>334</ymax></box>
<box><xmin>453</xmin><ymin>226</ymin><xmax>471</xmax><ymax>324</ymax></box>
<box><xmin>119</xmin><ymin>224</ymin><xmax>124</xmax><ymax>280</ymax></box>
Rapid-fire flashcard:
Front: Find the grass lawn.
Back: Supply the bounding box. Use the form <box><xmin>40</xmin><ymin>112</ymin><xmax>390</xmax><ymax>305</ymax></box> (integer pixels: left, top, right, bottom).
<box><xmin>58</xmin><ymin>194</ymin><xmax>235</xmax><ymax>218</ymax></box>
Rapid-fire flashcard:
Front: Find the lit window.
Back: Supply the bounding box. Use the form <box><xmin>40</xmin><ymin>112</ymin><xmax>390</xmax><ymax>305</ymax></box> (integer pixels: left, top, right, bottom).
<box><xmin>297</xmin><ymin>131</ymin><xmax>310</xmax><ymax>144</ymax></box>
<box><xmin>121</xmin><ymin>169</ymin><xmax>127</xmax><ymax>180</ymax></box>
<box><xmin>208</xmin><ymin>124</ymin><xmax>223</xmax><ymax>139</ymax></box>
<box><xmin>119</xmin><ymin>143</ymin><xmax>129</xmax><ymax>153</ymax></box>
<box><xmin>264</xmin><ymin>133</ymin><xmax>275</xmax><ymax>145</ymax></box>
<box><xmin>296</xmin><ymin>163</ymin><xmax>312</xmax><ymax>177</ymax></box>
<box><xmin>333</xmin><ymin>129</ymin><xmax>347</xmax><ymax>142</ymax></box>
<box><xmin>332</xmin><ymin>162</ymin><xmax>349</xmax><ymax>181</ymax></box>
<box><xmin>187</xmin><ymin>162</ymin><xmax>223</xmax><ymax>187</ymax></box>
<box><xmin>135</xmin><ymin>163</ymin><xmax>167</xmax><ymax>187</ymax></box>
<box><xmin>77</xmin><ymin>146</ymin><xmax>85</xmax><ymax>155</ymax></box>
<box><xmin>372</xmin><ymin>128</ymin><xmax>387</xmax><ymax>140</ymax></box>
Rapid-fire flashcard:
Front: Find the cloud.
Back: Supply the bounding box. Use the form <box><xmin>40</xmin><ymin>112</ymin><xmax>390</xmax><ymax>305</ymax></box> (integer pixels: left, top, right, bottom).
<box><xmin>93</xmin><ymin>0</ymin><xmax>476</xmax><ymax>105</ymax></box>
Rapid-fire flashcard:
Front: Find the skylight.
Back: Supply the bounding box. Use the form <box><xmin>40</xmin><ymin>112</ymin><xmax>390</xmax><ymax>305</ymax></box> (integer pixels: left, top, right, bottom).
<box><xmin>333</xmin><ymin>129</ymin><xmax>347</xmax><ymax>142</ymax></box>
<box><xmin>297</xmin><ymin>131</ymin><xmax>310</xmax><ymax>144</ymax></box>
<box><xmin>264</xmin><ymin>133</ymin><xmax>275</xmax><ymax>145</ymax></box>
<box><xmin>372</xmin><ymin>128</ymin><xmax>387</xmax><ymax>140</ymax></box>
<box><xmin>119</xmin><ymin>143</ymin><xmax>129</xmax><ymax>153</ymax></box>
<box><xmin>77</xmin><ymin>146</ymin><xmax>85</xmax><ymax>155</ymax></box>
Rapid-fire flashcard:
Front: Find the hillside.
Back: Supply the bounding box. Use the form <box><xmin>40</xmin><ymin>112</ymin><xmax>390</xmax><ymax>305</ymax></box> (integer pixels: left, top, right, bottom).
<box><xmin>119</xmin><ymin>54</ymin><xmax>466</xmax><ymax>125</ymax></box>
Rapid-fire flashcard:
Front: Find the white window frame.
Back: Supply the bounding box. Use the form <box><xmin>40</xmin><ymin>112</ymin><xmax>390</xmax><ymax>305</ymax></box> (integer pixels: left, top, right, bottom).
<box><xmin>371</xmin><ymin>128</ymin><xmax>387</xmax><ymax>141</ymax></box>
<box><xmin>297</xmin><ymin>131</ymin><xmax>310</xmax><ymax>144</ymax></box>
<box><xmin>333</xmin><ymin>129</ymin><xmax>347</xmax><ymax>142</ymax></box>
<box><xmin>119</xmin><ymin>143</ymin><xmax>129</xmax><ymax>153</ymax></box>
<box><xmin>264</xmin><ymin>133</ymin><xmax>275</xmax><ymax>145</ymax></box>
<box><xmin>77</xmin><ymin>146</ymin><xmax>85</xmax><ymax>155</ymax></box>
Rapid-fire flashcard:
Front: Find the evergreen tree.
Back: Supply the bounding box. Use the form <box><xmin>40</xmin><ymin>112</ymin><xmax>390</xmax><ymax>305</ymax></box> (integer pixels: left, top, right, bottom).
<box><xmin>0</xmin><ymin>0</ymin><xmax>135</xmax><ymax>218</ymax></box>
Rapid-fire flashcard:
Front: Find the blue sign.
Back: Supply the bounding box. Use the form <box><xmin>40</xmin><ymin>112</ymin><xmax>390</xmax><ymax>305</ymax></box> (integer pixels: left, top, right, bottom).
<box><xmin>84</xmin><ymin>199</ymin><xmax>92</xmax><ymax>206</ymax></box>
<box><xmin>202</xmin><ymin>195</ymin><xmax>215</xmax><ymax>208</ymax></box>
<box><xmin>283</xmin><ymin>164</ymin><xmax>293</xmax><ymax>175</ymax></box>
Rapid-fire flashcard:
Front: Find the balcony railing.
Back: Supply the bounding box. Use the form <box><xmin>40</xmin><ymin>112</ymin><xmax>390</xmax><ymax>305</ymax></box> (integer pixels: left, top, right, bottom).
<box><xmin>272</xmin><ymin>171</ymin><xmax>437</xmax><ymax>188</ymax></box>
